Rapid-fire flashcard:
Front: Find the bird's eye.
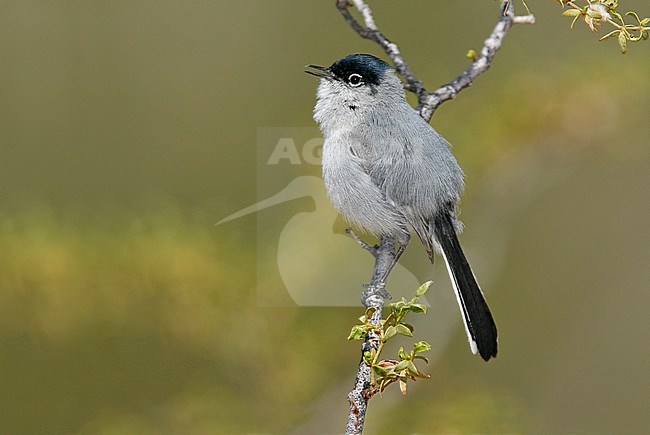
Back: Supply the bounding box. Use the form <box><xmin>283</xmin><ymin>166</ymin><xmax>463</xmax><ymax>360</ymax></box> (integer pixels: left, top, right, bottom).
<box><xmin>348</xmin><ymin>73</ymin><xmax>363</xmax><ymax>87</ymax></box>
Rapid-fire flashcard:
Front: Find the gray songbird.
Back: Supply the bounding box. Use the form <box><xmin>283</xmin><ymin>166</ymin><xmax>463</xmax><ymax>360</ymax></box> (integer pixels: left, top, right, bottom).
<box><xmin>306</xmin><ymin>53</ymin><xmax>498</xmax><ymax>361</ymax></box>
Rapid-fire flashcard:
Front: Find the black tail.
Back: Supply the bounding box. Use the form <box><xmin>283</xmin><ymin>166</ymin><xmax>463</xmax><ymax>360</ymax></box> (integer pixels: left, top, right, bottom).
<box><xmin>433</xmin><ymin>212</ymin><xmax>498</xmax><ymax>361</ymax></box>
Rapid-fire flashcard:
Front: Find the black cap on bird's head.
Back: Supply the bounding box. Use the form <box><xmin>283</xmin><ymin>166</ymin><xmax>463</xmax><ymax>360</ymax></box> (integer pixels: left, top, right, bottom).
<box><xmin>305</xmin><ymin>53</ymin><xmax>391</xmax><ymax>88</ymax></box>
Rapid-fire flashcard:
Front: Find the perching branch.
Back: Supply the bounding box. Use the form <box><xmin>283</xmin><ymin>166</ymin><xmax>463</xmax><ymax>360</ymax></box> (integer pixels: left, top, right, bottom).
<box><xmin>337</xmin><ymin>1</ymin><xmax>534</xmax><ymax>434</ymax></box>
<box><xmin>345</xmin><ymin>235</ymin><xmax>396</xmax><ymax>435</ymax></box>
<box><xmin>336</xmin><ymin>0</ymin><xmax>535</xmax><ymax>122</ymax></box>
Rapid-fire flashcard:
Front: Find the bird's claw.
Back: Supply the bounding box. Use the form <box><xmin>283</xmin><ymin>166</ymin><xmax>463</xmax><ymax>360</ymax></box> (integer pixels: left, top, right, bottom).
<box><xmin>361</xmin><ymin>281</ymin><xmax>392</xmax><ymax>307</ymax></box>
<box><xmin>346</xmin><ymin>228</ymin><xmax>379</xmax><ymax>258</ymax></box>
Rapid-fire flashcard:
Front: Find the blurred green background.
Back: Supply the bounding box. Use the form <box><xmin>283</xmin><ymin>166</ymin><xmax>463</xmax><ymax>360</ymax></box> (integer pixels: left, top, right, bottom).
<box><xmin>0</xmin><ymin>1</ymin><xmax>648</xmax><ymax>433</ymax></box>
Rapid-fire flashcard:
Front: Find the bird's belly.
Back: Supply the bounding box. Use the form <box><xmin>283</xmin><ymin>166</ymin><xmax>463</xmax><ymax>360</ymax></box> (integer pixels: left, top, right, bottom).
<box><xmin>321</xmin><ymin>138</ymin><xmax>405</xmax><ymax>237</ymax></box>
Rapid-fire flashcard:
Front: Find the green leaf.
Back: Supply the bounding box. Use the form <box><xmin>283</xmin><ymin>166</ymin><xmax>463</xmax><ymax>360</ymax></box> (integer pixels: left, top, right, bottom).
<box><xmin>348</xmin><ymin>325</ymin><xmax>365</xmax><ymax>340</ymax></box>
<box><xmin>618</xmin><ymin>30</ymin><xmax>628</xmax><ymax>53</ymax></box>
<box><xmin>416</xmin><ymin>280</ymin><xmax>433</xmax><ymax>296</ymax></box>
<box><xmin>406</xmin><ymin>361</ymin><xmax>419</xmax><ymax>375</ymax></box>
<box><xmin>409</xmin><ymin>303</ymin><xmax>427</xmax><ymax>314</ymax></box>
<box><xmin>396</xmin><ymin>323</ymin><xmax>413</xmax><ymax>337</ymax></box>
<box><xmin>413</xmin><ymin>341</ymin><xmax>432</xmax><ymax>354</ymax></box>
<box><xmin>392</xmin><ymin>307</ymin><xmax>407</xmax><ymax>323</ymax></box>
<box><xmin>383</xmin><ymin>312</ymin><xmax>395</xmax><ymax>325</ymax></box>
<box><xmin>398</xmin><ymin>346</ymin><xmax>408</xmax><ymax>360</ymax></box>
<box><xmin>562</xmin><ymin>8</ymin><xmax>582</xmax><ymax>17</ymax></box>
<box><xmin>413</xmin><ymin>370</ymin><xmax>431</xmax><ymax>379</ymax></box>
<box><xmin>372</xmin><ymin>364</ymin><xmax>388</xmax><ymax>377</ymax></box>
<box><xmin>384</xmin><ymin>325</ymin><xmax>397</xmax><ymax>341</ymax></box>
<box><xmin>394</xmin><ymin>360</ymin><xmax>410</xmax><ymax>371</ymax></box>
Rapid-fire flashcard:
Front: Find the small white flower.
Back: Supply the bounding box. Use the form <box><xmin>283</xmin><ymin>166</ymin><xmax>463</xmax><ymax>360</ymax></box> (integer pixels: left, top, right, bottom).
<box><xmin>588</xmin><ymin>3</ymin><xmax>612</xmax><ymax>21</ymax></box>
<box><xmin>585</xmin><ymin>3</ymin><xmax>611</xmax><ymax>31</ymax></box>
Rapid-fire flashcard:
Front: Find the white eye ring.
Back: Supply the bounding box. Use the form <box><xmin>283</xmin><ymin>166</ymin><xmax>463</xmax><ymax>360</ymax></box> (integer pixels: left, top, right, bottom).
<box><xmin>348</xmin><ymin>73</ymin><xmax>363</xmax><ymax>87</ymax></box>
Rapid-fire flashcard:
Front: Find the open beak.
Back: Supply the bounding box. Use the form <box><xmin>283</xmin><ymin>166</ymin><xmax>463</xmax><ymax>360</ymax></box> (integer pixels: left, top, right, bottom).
<box><xmin>304</xmin><ymin>64</ymin><xmax>334</xmax><ymax>79</ymax></box>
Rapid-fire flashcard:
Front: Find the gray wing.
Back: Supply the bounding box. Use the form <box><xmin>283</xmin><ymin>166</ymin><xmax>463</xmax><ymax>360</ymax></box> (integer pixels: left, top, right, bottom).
<box><xmin>357</xmin><ymin>113</ymin><xmax>464</xmax><ymax>255</ymax></box>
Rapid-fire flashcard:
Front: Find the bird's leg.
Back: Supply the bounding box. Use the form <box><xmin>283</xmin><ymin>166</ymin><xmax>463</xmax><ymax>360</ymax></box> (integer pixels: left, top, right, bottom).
<box><xmin>377</xmin><ymin>243</ymin><xmax>406</xmax><ymax>283</ymax></box>
<box><xmin>372</xmin><ymin>237</ymin><xmax>410</xmax><ymax>283</ymax></box>
<box><xmin>345</xmin><ymin>229</ymin><xmax>390</xmax><ymax>303</ymax></box>
<box><xmin>376</xmin><ymin>230</ymin><xmax>410</xmax><ymax>284</ymax></box>
<box><xmin>361</xmin><ymin>232</ymin><xmax>410</xmax><ymax>306</ymax></box>
<box><xmin>361</xmin><ymin>235</ymin><xmax>394</xmax><ymax>306</ymax></box>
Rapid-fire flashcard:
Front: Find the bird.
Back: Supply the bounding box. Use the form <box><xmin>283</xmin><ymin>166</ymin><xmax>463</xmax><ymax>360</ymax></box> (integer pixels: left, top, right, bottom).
<box><xmin>216</xmin><ymin>176</ymin><xmax>422</xmax><ymax>306</ymax></box>
<box><xmin>305</xmin><ymin>53</ymin><xmax>498</xmax><ymax>361</ymax></box>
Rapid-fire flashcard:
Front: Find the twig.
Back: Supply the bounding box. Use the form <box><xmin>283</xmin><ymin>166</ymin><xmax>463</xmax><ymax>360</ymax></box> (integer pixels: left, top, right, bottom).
<box><xmin>337</xmin><ymin>1</ymin><xmax>534</xmax><ymax>434</ymax></box>
<box><xmin>336</xmin><ymin>0</ymin><xmax>426</xmax><ymax>97</ymax></box>
<box><xmin>421</xmin><ymin>1</ymin><xmax>534</xmax><ymax>121</ymax></box>
<box><xmin>336</xmin><ymin>0</ymin><xmax>535</xmax><ymax>122</ymax></box>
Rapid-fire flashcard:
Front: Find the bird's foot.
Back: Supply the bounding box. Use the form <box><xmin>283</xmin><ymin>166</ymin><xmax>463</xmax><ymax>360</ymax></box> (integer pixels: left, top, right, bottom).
<box><xmin>361</xmin><ymin>281</ymin><xmax>392</xmax><ymax>307</ymax></box>
<box><xmin>346</xmin><ymin>228</ymin><xmax>379</xmax><ymax>258</ymax></box>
